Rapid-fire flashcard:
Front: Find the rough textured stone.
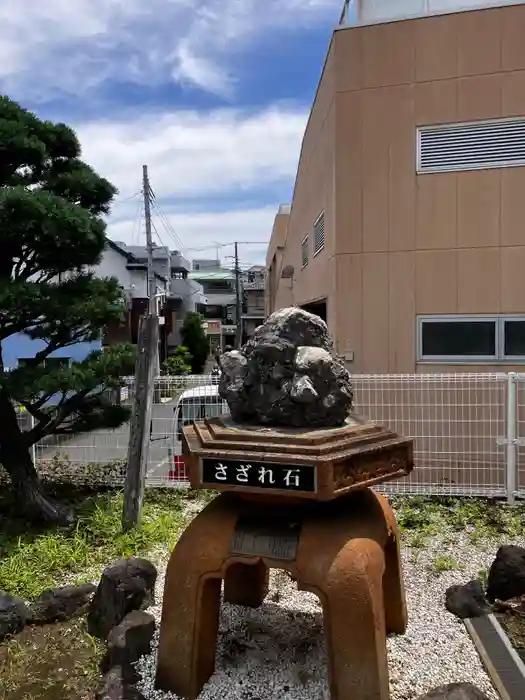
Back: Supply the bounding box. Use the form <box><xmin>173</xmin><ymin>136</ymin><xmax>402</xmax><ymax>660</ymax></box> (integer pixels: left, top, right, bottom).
<box><xmin>29</xmin><ymin>583</ymin><xmax>96</xmax><ymax>624</ymax></box>
<box><xmin>100</xmin><ymin>610</ymin><xmax>155</xmax><ymax>683</ymax></box>
<box><xmin>415</xmin><ymin>683</ymin><xmax>491</xmax><ymax>699</ymax></box>
<box><xmin>218</xmin><ymin>307</ymin><xmax>353</xmax><ymax>427</ymax></box>
<box><xmin>0</xmin><ymin>591</ymin><xmax>29</xmax><ymax>641</ymax></box>
<box><xmin>96</xmin><ymin>666</ymin><xmax>147</xmax><ymax>700</ymax></box>
<box><xmin>445</xmin><ymin>580</ymin><xmax>491</xmax><ymax>619</ymax></box>
<box><xmin>87</xmin><ymin>557</ymin><xmax>157</xmax><ymax>640</ymax></box>
<box><xmin>487</xmin><ymin>544</ymin><xmax>525</xmax><ymax>602</ymax></box>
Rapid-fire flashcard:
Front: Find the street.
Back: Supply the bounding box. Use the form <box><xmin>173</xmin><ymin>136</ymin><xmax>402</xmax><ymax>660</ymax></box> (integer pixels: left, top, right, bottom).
<box><xmin>35</xmin><ymin>398</ymin><xmax>178</xmax><ymax>484</ymax></box>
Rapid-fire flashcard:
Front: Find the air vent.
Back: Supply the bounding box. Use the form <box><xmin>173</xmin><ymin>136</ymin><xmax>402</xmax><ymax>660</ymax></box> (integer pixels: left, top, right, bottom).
<box><xmin>417</xmin><ymin>118</ymin><xmax>525</xmax><ymax>174</ymax></box>
<box><xmin>313</xmin><ymin>212</ymin><xmax>325</xmax><ymax>255</ymax></box>
<box><xmin>301</xmin><ymin>236</ymin><xmax>309</xmax><ymax>267</ymax></box>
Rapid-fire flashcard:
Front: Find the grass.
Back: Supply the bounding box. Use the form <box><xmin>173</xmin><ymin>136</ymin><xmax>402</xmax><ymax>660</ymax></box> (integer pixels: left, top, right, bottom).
<box><xmin>0</xmin><ymin>484</ymin><xmax>212</xmax><ymax>700</ymax></box>
<box><xmin>1</xmin><ymin>491</ymin><xmax>525</xmax><ymax>699</ymax></box>
<box><xmin>0</xmin><ymin>485</ymin><xmax>194</xmax><ymax>600</ymax></box>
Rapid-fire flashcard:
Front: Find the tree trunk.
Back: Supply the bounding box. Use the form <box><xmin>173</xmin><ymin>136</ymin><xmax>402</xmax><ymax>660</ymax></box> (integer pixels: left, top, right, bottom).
<box><xmin>0</xmin><ymin>391</ymin><xmax>74</xmax><ymax>526</ymax></box>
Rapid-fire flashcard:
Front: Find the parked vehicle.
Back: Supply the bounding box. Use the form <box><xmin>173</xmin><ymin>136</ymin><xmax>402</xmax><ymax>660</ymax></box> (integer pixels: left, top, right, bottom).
<box><xmin>169</xmin><ymin>385</ymin><xmax>228</xmax><ymax>479</ymax></box>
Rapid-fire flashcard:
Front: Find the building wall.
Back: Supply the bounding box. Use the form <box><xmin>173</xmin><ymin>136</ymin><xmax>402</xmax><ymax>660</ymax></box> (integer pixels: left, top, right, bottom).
<box><xmin>269</xmin><ymin>3</ymin><xmax>525</xmax><ymax>374</ymax></box>
<box><xmin>334</xmin><ymin>4</ymin><xmax>525</xmax><ymax>373</ymax></box>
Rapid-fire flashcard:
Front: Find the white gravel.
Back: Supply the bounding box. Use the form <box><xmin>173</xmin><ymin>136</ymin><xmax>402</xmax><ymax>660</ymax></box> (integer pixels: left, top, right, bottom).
<box><xmin>135</xmin><ymin>520</ymin><xmax>521</xmax><ymax>700</ymax></box>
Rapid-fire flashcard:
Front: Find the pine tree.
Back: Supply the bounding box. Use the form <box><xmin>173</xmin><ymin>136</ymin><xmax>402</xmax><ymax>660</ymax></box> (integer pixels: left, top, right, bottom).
<box><xmin>0</xmin><ymin>96</ymin><xmax>135</xmax><ymax>524</ymax></box>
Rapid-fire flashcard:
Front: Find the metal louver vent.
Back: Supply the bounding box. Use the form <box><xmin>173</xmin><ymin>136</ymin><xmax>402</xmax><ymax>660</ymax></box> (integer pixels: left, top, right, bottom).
<box><xmin>313</xmin><ymin>212</ymin><xmax>325</xmax><ymax>255</ymax></box>
<box><xmin>417</xmin><ymin>118</ymin><xmax>525</xmax><ymax>174</ymax></box>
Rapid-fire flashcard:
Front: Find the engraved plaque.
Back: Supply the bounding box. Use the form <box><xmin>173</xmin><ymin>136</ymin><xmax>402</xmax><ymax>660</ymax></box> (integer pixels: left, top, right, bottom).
<box><xmin>229</xmin><ymin>516</ymin><xmax>302</xmax><ymax>561</ymax></box>
<box><xmin>201</xmin><ymin>457</ymin><xmax>316</xmax><ymax>493</ymax></box>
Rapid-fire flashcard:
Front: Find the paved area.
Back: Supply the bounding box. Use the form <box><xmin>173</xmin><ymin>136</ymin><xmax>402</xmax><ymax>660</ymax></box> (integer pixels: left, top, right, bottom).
<box><xmin>36</xmin><ymin>398</ymin><xmax>178</xmax><ymax>481</ymax></box>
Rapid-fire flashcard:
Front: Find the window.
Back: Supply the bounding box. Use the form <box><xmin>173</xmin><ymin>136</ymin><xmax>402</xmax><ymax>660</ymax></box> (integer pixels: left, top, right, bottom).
<box><xmin>301</xmin><ymin>235</ymin><xmax>309</xmax><ymax>267</ymax></box>
<box><xmin>313</xmin><ymin>212</ymin><xmax>325</xmax><ymax>255</ymax></box>
<box><xmin>417</xmin><ymin>316</ymin><xmax>525</xmax><ymax>362</ymax></box>
<box><xmin>18</xmin><ymin>357</ymin><xmax>70</xmax><ymax>369</ymax></box>
<box><xmin>45</xmin><ymin>357</ymin><xmax>70</xmax><ymax>370</ymax></box>
<box><xmin>417</xmin><ymin>117</ymin><xmax>525</xmax><ymax>174</ymax></box>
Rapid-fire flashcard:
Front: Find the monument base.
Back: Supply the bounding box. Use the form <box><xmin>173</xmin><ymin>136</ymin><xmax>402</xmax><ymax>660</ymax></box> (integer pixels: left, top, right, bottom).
<box><xmin>155</xmin><ymin>488</ymin><xmax>407</xmax><ymax>700</ymax></box>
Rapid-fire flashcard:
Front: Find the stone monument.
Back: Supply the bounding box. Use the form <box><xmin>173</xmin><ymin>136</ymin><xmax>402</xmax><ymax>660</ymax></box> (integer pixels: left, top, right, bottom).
<box><xmin>156</xmin><ymin>307</ymin><xmax>413</xmax><ymax>700</ymax></box>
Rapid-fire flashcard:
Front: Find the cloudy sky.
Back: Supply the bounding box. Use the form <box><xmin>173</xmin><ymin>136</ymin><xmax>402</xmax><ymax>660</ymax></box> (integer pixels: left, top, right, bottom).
<box><xmin>2</xmin><ymin>0</ymin><xmax>344</xmax><ymax>267</ymax></box>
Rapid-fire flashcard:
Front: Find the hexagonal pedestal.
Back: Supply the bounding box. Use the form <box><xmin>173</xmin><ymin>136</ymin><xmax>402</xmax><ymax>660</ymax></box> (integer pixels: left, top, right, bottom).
<box><xmin>182</xmin><ymin>413</ymin><xmax>413</xmax><ymax>501</ymax></box>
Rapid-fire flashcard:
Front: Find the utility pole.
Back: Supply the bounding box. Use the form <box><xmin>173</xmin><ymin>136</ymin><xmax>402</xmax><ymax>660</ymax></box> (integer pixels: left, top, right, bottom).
<box><xmin>234</xmin><ymin>242</ymin><xmax>243</xmax><ymax>349</ymax></box>
<box><xmin>122</xmin><ymin>165</ymin><xmax>160</xmax><ymax>531</ymax></box>
<box><xmin>143</xmin><ymin>165</ymin><xmax>156</xmax><ymax>316</ymax></box>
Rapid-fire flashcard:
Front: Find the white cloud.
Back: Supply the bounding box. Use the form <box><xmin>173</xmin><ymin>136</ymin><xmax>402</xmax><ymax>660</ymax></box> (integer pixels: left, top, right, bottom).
<box><xmin>109</xmin><ymin>206</ymin><xmax>276</xmax><ymax>266</ymax></box>
<box><xmin>76</xmin><ymin>104</ymin><xmax>307</xmax><ymax>200</ymax></box>
<box><xmin>0</xmin><ymin>0</ymin><xmax>341</xmax><ymax>98</ymax></box>
<box><xmin>74</xmin><ymin>104</ymin><xmax>307</xmax><ymax>265</ymax></box>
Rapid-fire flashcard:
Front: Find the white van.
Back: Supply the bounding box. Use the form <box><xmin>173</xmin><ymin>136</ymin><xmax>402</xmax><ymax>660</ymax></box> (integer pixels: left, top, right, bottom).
<box><xmin>170</xmin><ymin>385</ymin><xmax>228</xmax><ymax>478</ymax></box>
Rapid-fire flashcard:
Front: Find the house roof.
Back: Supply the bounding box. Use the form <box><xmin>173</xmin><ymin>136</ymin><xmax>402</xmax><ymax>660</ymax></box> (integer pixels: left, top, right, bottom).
<box><xmin>105</xmin><ymin>238</ymin><xmax>167</xmax><ymax>283</ymax></box>
<box><xmin>188</xmin><ymin>269</ymin><xmax>235</xmax><ymax>282</ymax></box>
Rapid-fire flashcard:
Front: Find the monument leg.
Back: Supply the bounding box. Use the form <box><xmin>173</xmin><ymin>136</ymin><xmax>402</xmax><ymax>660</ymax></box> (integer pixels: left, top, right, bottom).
<box><xmin>223</xmin><ymin>559</ymin><xmax>269</xmax><ymax>608</ymax></box>
<box><xmin>156</xmin><ymin>496</ymin><xmax>234</xmax><ymax>699</ymax></box>
<box><xmin>377</xmin><ymin>496</ymin><xmax>408</xmax><ymax>635</ymax></box>
<box><xmin>322</xmin><ymin>539</ymin><xmax>390</xmax><ymax>700</ymax></box>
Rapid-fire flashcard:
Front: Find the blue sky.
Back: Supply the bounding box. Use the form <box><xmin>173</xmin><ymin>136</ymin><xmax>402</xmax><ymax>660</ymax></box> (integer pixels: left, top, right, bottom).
<box><xmin>0</xmin><ymin>0</ymin><xmax>344</xmax><ymax>267</ymax></box>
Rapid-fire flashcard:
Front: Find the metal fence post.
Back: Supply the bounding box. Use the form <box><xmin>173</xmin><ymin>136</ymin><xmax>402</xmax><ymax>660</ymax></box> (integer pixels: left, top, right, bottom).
<box><xmin>29</xmin><ymin>412</ymin><xmax>36</xmax><ymax>467</ymax></box>
<box><xmin>505</xmin><ymin>372</ymin><xmax>518</xmax><ymax>506</ymax></box>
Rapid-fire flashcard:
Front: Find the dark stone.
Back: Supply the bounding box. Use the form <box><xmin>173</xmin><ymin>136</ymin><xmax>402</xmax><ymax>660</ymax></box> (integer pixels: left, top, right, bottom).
<box><xmin>445</xmin><ymin>579</ymin><xmax>491</xmax><ymax>619</ymax></box>
<box><xmin>96</xmin><ymin>666</ymin><xmax>147</xmax><ymax>700</ymax></box>
<box><xmin>487</xmin><ymin>544</ymin><xmax>525</xmax><ymax>602</ymax></box>
<box><xmin>87</xmin><ymin>557</ymin><xmax>157</xmax><ymax>640</ymax></box>
<box><xmin>415</xmin><ymin>683</ymin><xmax>491</xmax><ymax>699</ymax></box>
<box><xmin>0</xmin><ymin>591</ymin><xmax>30</xmax><ymax>641</ymax></box>
<box><xmin>218</xmin><ymin>307</ymin><xmax>354</xmax><ymax>428</ymax></box>
<box><xmin>29</xmin><ymin>583</ymin><xmax>96</xmax><ymax>624</ymax></box>
<box><xmin>100</xmin><ymin>610</ymin><xmax>155</xmax><ymax>683</ymax></box>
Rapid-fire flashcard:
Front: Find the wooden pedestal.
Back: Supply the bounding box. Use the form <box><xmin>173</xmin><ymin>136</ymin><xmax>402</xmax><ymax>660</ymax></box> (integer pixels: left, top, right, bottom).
<box><xmin>155</xmin><ymin>489</ymin><xmax>407</xmax><ymax>700</ymax></box>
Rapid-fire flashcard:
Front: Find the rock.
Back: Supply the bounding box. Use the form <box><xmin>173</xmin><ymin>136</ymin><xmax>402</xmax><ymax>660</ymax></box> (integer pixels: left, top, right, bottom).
<box><xmin>415</xmin><ymin>683</ymin><xmax>491</xmax><ymax>699</ymax></box>
<box><xmin>487</xmin><ymin>544</ymin><xmax>525</xmax><ymax>602</ymax></box>
<box><xmin>100</xmin><ymin>611</ymin><xmax>155</xmax><ymax>683</ymax></box>
<box><xmin>96</xmin><ymin>666</ymin><xmax>147</xmax><ymax>700</ymax></box>
<box><xmin>0</xmin><ymin>591</ymin><xmax>30</xmax><ymax>641</ymax></box>
<box><xmin>218</xmin><ymin>307</ymin><xmax>354</xmax><ymax>428</ymax></box>
<box><xmin>445</xmin><ymin>579</ymin><xmax>491</xmax><ymax>619</ymax></box>
<box><xmin>29</xmin><ymin>583</ymin><xmax>96</xmax><ymax>624</ymax></box>
<box><xmin>87</xmin><ymin>557</ymin><xmax>157</xmax><ymax>640</ymax></box>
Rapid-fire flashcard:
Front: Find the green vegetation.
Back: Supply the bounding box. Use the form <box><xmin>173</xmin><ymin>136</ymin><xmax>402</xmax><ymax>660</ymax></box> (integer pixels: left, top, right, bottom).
<box><xmin>392</xmin><ymin>495</ymin><xmax>525</xmax><ymax>546</ymax></box>
<box><xmin>162</xmin><ymin>345</ymin><xmax>192</xmax><ymax>376</ymax></box>
<box><xmin>0</xmin><ymin>487</ymin><xmax>189</xmax><ymax>600</ymax></box>
<box><xmin>181</xmin><ymin>311</ymin><xmax>210</xmax><ymax>374</ymax></box>
<box><xmin>0</xmin><ymin>95</ymin><xmax>135</xmax><ymax>525</ymax></box>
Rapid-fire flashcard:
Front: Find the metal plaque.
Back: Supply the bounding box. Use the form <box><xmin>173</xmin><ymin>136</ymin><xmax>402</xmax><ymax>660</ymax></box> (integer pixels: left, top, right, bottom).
<box><xmin>229</xmin><ymin>515</ymin><xmax>302</xmax><ymax>561</ymax></box>
<box><xmin>201</xmin><ymin>457</ymin><xmax>316</xmax><ymax>493</ymax></box>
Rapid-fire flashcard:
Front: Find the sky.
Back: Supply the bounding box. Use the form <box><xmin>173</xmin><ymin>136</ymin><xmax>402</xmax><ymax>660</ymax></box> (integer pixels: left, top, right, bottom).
<box><xmin>0</xmin><ymin>0</ymin><xmax>345</xmax><ymax>268</ymax></box>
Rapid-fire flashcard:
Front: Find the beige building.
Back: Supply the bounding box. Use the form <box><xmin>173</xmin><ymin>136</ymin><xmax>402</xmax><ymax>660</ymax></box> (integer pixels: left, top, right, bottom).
<box><xmin>267</xmin><ymin>0</ymin><xmax>525</xmax><ymax>374</ymax></box>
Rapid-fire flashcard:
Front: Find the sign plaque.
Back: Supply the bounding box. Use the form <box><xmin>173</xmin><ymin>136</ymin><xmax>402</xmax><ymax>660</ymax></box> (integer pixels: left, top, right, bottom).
<box><xmin>229</xmin><ymin>515</ymin><xmax>302</xmax><ymax>561</ymax></box>
<box><xmin>201</xmin><ymin>457</ymin><xmax>316</xmax><ymax>493</ymax></box>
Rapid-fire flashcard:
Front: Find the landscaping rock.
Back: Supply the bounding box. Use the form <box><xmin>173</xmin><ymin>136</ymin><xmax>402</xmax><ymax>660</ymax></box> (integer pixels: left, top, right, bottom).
<box><xmin>487</xmin><ymin>544</ymin><xmax>525</xmax><ymax>602</ymax></box>
<box><xmin>87</xmin><ymin>557</ymin><xmax>157</xmax><ymax>640</ymax></box>
<box><xmin>218</xmin><ymin>307</ymin><xmax>354</xmax><ymax>428</ymax></box>
<box><xmin>415</xmin><ymin>683</ymin><xmax>491</xmax><ymax>699</ymax></box>
<box><xmin>29</xmin><ymin>583</ymin><xmax>96</xmax><ymax>624</ymax></box>
<box><xmin>0</xmin><ymin>591</ymin><xmax>30</xmax><ymax>641</ymax></box>
<box><xmin>445</xmin><ymin>579</ymin><xmax>491</xmax><ymax>619</ymax></box>
<box><xmin>96</xmin><ymin>665</ymin><xmax>147</xmax><ymax>700</ymax></box>
<box><xmin>100</xmin><ymin>610</ymin><xmax>155</xmax><ymax>683</ymax></box>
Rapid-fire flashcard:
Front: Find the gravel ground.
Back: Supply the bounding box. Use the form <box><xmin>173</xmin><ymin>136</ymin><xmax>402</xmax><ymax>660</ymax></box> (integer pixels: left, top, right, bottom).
<box><xmin>134</xmin><ymin>523</ymin><xmax>521</xmax><ymax>700</ymax></box>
